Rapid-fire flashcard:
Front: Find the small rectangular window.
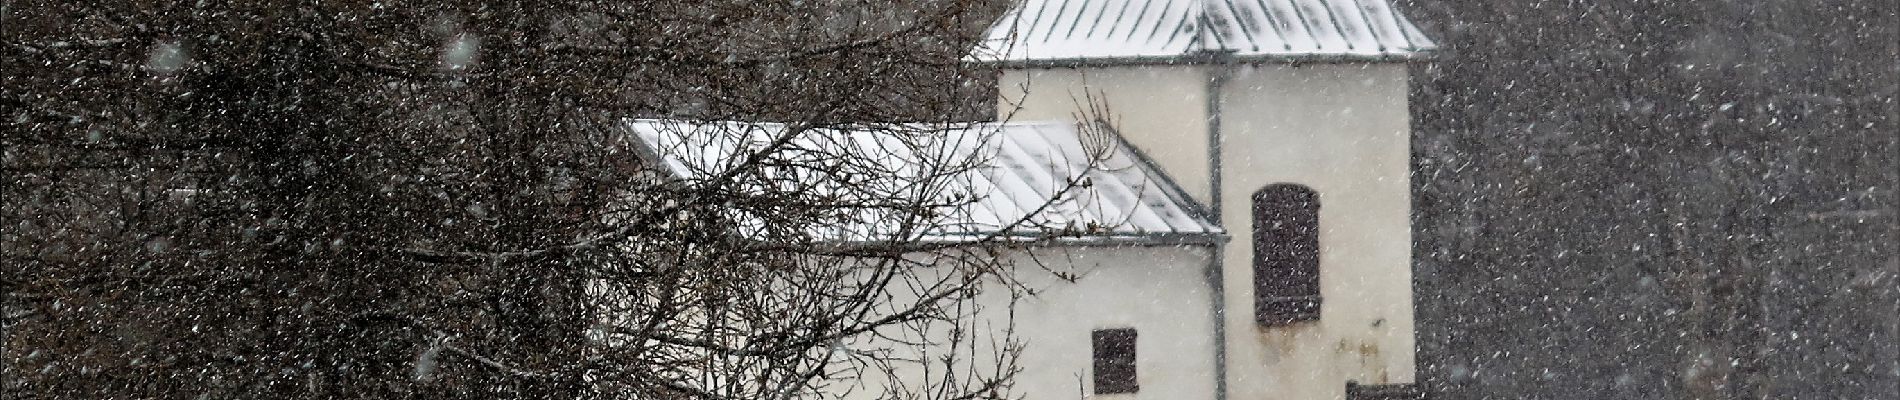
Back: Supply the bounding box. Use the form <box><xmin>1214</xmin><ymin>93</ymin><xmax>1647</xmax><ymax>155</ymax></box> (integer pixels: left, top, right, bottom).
<box><xmin>1091</xmin><ymin>328</ymin><xmax>1139</xmax><ymax>394</ymax></box>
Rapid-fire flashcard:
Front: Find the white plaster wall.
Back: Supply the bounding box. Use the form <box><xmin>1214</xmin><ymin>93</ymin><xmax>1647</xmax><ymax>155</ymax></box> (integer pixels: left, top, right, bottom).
<box><xmin>842</xmin><ymin>245</ymin><xmax>1220</xmax><ymax>400</ymax></box>
<box><xmin>996</xmin><ymin>62</ymin><xmax>1417</xmax><ymax>400</ymax></box>
<box><xmin>996</xmin><ymin>67</ymin><xmax>1213</xmax><ymax>204</ymax></box>
<box><xmin>998</xmin><ymin>246</ymin><xmax>1220</xmax><ymax>400</ymax></box>
<box><xmin>1217</xmin><ymin>63</ymin><xmax>1416</xmax><ymax>400</ymax></box>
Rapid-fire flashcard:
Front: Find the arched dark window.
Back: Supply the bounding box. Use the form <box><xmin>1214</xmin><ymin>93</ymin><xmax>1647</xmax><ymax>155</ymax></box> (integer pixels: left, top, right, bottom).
<box><xmin>1253</xmin><ymin>184</ymin><xmax>1322</xmax><ymax>326</ymax></box>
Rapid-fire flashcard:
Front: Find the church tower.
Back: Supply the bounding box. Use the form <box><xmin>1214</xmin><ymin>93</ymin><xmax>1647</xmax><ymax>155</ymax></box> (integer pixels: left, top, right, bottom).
<box><xmin>979</xmin><ymin>1</ymin><xmax>1435</xmax><ymax>399</ymax></box>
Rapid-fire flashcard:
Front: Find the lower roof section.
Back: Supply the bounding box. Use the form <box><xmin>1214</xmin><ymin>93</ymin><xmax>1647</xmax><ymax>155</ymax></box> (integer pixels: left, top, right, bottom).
<box><xmin>624</xmin><ymin>119</ymin><xmax>1224</xmax><ymax>246</ymax></box>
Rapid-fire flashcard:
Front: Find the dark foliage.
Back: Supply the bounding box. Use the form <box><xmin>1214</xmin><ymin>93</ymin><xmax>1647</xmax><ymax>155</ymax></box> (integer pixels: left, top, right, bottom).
<box><xmin>2</xmin><ymin>1</ymin><xmax>1035</xmax><ymax>399</ymax></box>
<box><xmin>1407</xmin><ymin>1</ymin><xmax>1898</xmax><ymax>399</ymax></box>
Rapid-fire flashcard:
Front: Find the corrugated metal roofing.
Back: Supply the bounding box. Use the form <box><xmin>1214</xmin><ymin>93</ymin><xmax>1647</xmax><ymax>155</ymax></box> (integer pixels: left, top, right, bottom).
<box><xmin>624</xmin><ymin>119</ymin><xmax>1222</xmax><ymax>244</ymax></box>
<box><xmin>973</xmin><ymin>0</ymin><xmax>1436</xmax><ymax>63</ymax></box>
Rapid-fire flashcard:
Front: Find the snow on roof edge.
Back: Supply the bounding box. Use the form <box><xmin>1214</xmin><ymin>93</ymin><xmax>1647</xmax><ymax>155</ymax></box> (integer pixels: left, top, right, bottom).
<box><xmin>620</xmin><ymin>118</ymin><xmax>1226</xmax><ymax>246</ymax></box>
<box><xmin>970</xmin><ymin>0</ymin><xmax>1439</xmax><ymax>64</ymax></box>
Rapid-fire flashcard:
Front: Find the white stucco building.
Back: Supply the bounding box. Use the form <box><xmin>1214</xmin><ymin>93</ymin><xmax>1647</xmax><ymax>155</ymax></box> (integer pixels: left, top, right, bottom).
<box><xmin>976</xmin><ymin>0</ymin><xmax>1436</xmax><ymax>399</ymax></box>
<box><xmin>626</xmin><ymin>1</ymin><xmax>1434</xmax><ymax>399</ymax></box>
<box><xmin>628</xmin><ymin>118</ymin><xmax>1229</xmax><ymax>399</ymax></box>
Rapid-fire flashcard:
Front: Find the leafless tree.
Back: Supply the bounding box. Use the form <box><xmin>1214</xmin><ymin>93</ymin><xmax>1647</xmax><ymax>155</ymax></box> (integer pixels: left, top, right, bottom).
<box><xmin>0</xmin><ymin>1</ymin><xmax>1127</xmax><ymax>399</ymax></box>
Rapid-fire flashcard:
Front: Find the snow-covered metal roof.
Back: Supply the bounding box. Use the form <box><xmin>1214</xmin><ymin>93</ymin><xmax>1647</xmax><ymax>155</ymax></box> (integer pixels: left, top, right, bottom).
<box><xmin>624</xmin><ymin>119</ymin><xmax>1222</xmax><ymax>245</ymax></box>
<box><xmin>973</xmin><ymin>0</ymin><xmax>1435</xmax><ymax>64</ymax></box>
